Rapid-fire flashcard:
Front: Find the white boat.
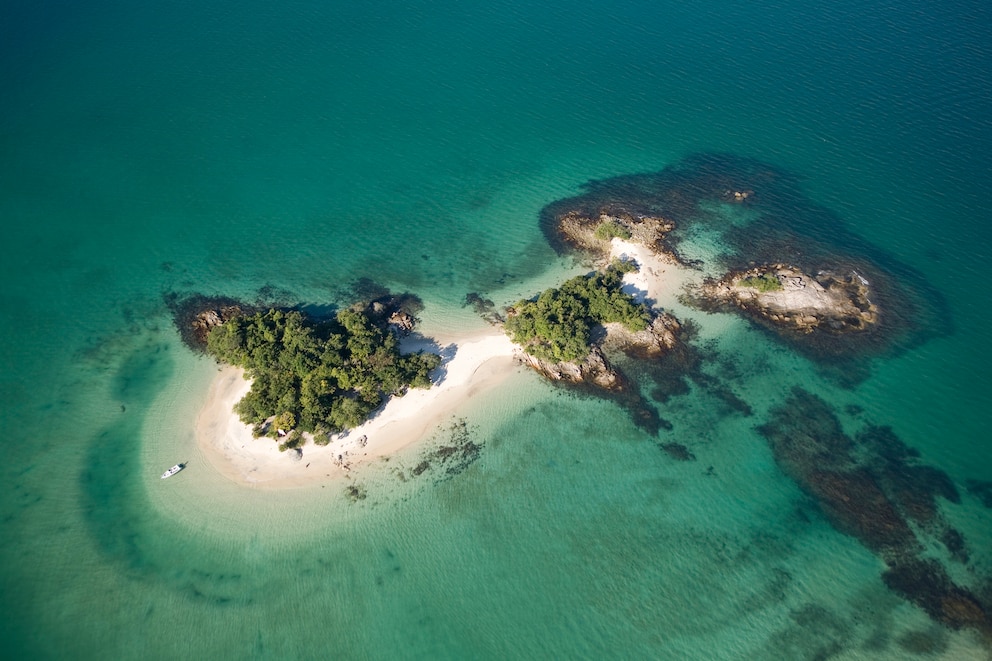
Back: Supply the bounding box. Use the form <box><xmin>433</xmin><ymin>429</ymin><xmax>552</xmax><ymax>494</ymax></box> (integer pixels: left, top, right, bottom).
<box><xmin>161</xmin><ymin>463</ymin><xmax>185</xmax><ymax>479</ymax></box>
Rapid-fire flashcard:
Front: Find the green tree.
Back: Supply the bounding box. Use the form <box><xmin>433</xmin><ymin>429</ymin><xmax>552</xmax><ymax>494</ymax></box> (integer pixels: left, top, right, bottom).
<box><xmin>505</xmin><ymin>262</ymin><xmax>650</xmax><ymax>362</ymax></box>
<box><xmin>205</xmin><ymin>305</ymin><xmax>441</xmax><ymax>443</ymax></box>
<box><xmin>594</xmin><ymin>220</ymin><xmax>632</xmax><ymax>241</ymax></box>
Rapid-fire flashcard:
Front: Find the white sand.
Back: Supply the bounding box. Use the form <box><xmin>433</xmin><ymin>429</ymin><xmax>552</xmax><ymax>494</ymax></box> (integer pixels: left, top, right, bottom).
<box><xmin>195</xmin><ymin>329</ymin><xmax>520</xmax><ymax>489</ymax></box>
<box><xmin>611</xmin><ymin>238</ymin><xmax>701</xmax><ymax>310</ymax></box>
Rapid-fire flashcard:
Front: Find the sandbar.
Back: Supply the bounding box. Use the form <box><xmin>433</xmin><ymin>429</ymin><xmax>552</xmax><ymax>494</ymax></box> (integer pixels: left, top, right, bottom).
<box><xmin>611</xmin><ymin>238</ymin><xmax>700</xmax><ymax>309</ymax></box>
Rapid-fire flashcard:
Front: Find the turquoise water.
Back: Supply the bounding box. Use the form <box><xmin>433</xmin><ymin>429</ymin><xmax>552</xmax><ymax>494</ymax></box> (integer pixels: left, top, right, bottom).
<box><xmin>2</xmin><ymin>0</ymin><xmax>991</xmax><ymax>658</ymax></box>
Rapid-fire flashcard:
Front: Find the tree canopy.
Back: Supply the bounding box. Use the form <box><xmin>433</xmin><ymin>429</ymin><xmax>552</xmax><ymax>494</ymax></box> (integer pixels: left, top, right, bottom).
<box><xmin>206</xmin><ymin>307</ymin><xmax>441</xmax><ymax>446</ymax></box>
<box><xmin>504</xmin><ymin>260</ymin><xmax>651</xmax><ymax>362</ymax></box>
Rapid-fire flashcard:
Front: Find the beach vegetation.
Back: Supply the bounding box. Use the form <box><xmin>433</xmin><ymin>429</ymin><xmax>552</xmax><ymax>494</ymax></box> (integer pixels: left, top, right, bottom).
<box><xmin>594</xmin><ymin>220</ymin><xmax>632</xmax><ymax>241</ymax></box>
<box><xmin>206</xmin><ymin>307</ymin><xmax>442</xmax><ymax>441</ymax></box>
<box><xmin>278</xmin><ymin>430</ymin><xmax>304</xmax><ymax>452</ymax></box>
<box><xmin>739</xmin><ymin>273</ymin><xmax>783</xmax><ymax>292</ymax></box>
<box><xmin>505</xmin><ymin>260</ymin><xmax>650</xmax><ymax>362</ymax></box>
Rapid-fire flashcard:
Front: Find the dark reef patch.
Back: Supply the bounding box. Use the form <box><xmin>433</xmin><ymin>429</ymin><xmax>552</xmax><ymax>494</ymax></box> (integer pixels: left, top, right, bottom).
<box><xmin>966</xmin><ymin>479</ymin><xmax>992</xmax><ymax>508</ymax></box>
<box><xmin>337</xmin><ymin>278</ymin><xmax>426</xmax><ymax>318</ymax></box>
<box><xmin>660</xmin><ymin>442</ymin><xmax>695</xmax><ymax>461</ymax></box>
<box><xmin>340</xmin><ymin>277</ymin><xmax>391</xmax><ymax>305</ymax></box>
<box><xmin>896</xmin><ymin>627</ymin><xmax>949</xmax><ymax>656</ymax></box>
<box><xmin>689</xmin><ymin>370</ymin><xmax>753</xmax><ymax>417</ymax></box>
<box><xmin>548</xmin><ymin>365</ymin><xmax>665</xmax><ymax>436</ymax></box>
<box><xmin>405</xmin><ymin>419</ymin><xmax>484</xmax><ymax>484</ymax></box>
<box><xmin>539</xmin><ymin>153</ymin><xmax>950</xmax><ymax>377</ymax></box>
<box><xmin>758</xmin><ymin>389</ymin><xmax>992</xmax><ymax>638</ymax></box>
<box><xmin>463</xmin><ymin>292</ymin><xmax>503</xmax><ymax>325</ymax></box>
<box><xmin>609</xmin><ymin>320</ymin><xmax>751</xmax><ymax>441</ymax></box>
<box><xmin>761</xmin><ymin>603</ymin><xmax>851</xmax><ymax>661</ymax></box>
<box><xmin>882</xmin><ymin>558</ymin><xmax>989</xmax><ymax>632</ymax></box>
<box><xmin>345</xmin><ymin>484</ymin><xmax>368</xmax><ymax>502</ymax></box>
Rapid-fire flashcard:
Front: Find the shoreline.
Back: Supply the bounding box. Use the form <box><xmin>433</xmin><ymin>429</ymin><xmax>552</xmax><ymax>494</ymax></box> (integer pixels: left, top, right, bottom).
<box><xmin>195</xmin><ymin>328</ymin><xmax>520</xmax><ymax>489</ymax></box>
<box><xmin>193</xmin><ymin>242</ymin><xmax>693</xmax><ymax>491</ymax></box>
<box><xmin>610</xmin><ymin>238</ymin><xmax>701</xmax><ymax>310</ymax></box>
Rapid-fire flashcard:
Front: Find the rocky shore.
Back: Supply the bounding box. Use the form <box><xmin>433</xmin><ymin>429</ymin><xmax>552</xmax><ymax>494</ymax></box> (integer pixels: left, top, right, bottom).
<box><xmin>554</xmin><ymin>207</ymin><xmax>677</xmax><ymax>258</ymax></box>
<box><xmin>600</xmin><ymin>315</ymin><xmax>683</xmax><ymax>358</ymax></box>
<box><xmin>692</xmin><ymin>263</ymin><xmax>879</xmax><ymax>335</ymax></box>
<box><xmin>516</xmin><ymin>313</ymin><xmax>683</xmax><ymax>391</ymax></box>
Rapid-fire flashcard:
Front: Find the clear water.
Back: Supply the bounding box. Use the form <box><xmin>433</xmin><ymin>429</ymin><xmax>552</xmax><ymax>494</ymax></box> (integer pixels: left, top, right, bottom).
<box><xmin>2</xmin><ymin>0</ymin><xmax>991</xmax><ymax>658</ymax></box>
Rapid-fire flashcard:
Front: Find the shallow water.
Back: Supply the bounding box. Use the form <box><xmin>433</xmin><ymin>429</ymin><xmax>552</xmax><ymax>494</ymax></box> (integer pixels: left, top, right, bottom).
<box><xmin>2</xmin><ymin>0</ymin><xmax>991</xmax><ymax>658</ymax></box>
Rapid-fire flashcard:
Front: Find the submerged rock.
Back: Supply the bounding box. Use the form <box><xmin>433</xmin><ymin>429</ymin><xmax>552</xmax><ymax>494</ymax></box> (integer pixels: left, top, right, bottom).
<box><xmin>758</xmin><ymin>388</ymin><xmax>992</xmax><ymax>639</ymax></box>
<box><xmin>661</xmin><ymin>442</ymin><xmax>695</xmax><ymax>461</ymax></box>
<box><xmin>883</xmin><ymin>558</ymin><xmax>991</xmax><ymax>633</ymax></box>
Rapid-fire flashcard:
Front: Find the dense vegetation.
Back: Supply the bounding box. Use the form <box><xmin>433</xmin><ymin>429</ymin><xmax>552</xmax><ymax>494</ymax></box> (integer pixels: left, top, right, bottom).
<box><xmin>594</xmin><ymin>219</ymin><xmax>632</xmax><ymax>241</ymax></box>
<box><xmin>739</xmin><ymin>273</ymin><xmax>784</xmax><ymax>292</ymax></box>
<box><xmin>206</xmin><ymin>307</ymin><xmax>441</xmax><ymax>449</ymax></box>
<box><xmin>504</xmin><ymin>261</ymin><xmax>651</xmax><ymax>362</ymax></box>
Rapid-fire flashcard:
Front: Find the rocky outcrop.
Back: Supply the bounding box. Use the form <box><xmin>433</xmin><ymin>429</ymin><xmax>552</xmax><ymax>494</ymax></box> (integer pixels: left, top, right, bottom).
<box><xmin>464</xmin><ymin>292</ymin><xmax>504</xmax><ymax>325</ymax></box>
<box><xmin>556</xmin><ymin>207</ymin><xmax>677</xmax><ymax>258</ymax></box>
<box><xmin>519</xmin><ymin>345</ymin><xmax>623</xmax><ymax>391</ymax></box>
<box><xmin>387</xmin><ymin>310</ymin><xmax>415</xmax><ymax>334</ymax></box>
<box><xmin>191</xmin><ymin>305</ymin><xmax>244</xmax><ymax>345</ymax></box>
<box><xmin>694</xmin><ymin>264</ymin><xmax>878</xmax><ymax>335</ymax></box>
<box><xmin>514</xmin><ymin>311</ymin><xmax>687</xmax><ymax>436</ymax></box>
<box><xmin>601</xmin><ymin>314</ymin><xmax>682</xmax><ymax>358</ymax></box>
<box><xmin>723</xmin><ymin>189</ymin><xmax>754</xmax><ymax>203</ymax></box>
<box><xmin>367</xmin><ymin>294</ymin><xmax>423</xmax><ymax>334</ymax></box>
<box><xmin>518</xmin><ymin>312</ymin><xmax>683</xmax><ymax>391</ymax></box>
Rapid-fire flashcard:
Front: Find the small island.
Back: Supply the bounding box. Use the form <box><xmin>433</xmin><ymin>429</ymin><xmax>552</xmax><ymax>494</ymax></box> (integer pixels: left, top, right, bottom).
<box><xmin>694</xmin><ymin>263</ymin><xmax>879</xmax><ymax>335</ymax></box>
<box><xmin>504</xmin><ymin>259</ymin><xmax>682</xmax><ymax>392</ymax></box>
<box><xmin>202</xmin><ymin>303</ymin><xmax>442</xmax><ymax>452</ymax></box>
<box><xmin>172</xmin><ymin>291</ymin><xmax>519</xmax><ymax>486</ymax></box>
<box><xmin>176</xmin><ymin>158</ymin><xmax>901</xmax><ymax>468</ymax></box>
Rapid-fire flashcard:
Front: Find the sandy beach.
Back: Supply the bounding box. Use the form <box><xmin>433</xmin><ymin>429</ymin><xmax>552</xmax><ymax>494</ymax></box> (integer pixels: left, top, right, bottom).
<box><xmin>611</xmin><ymin>238</ymin><xmax>701</xmax><ymax>309</ymax></box>
<box><xmin>195</xmin><ymin>328</ymin><xmax>520</xmax><ymax>489</ymax></box>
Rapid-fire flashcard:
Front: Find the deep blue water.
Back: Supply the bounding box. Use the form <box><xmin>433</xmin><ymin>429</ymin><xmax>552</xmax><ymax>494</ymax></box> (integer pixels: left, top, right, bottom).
<box><xmin>2</xmin><ymin>0</ymin><xmax>990</xmax><ymax>658</ymax></box>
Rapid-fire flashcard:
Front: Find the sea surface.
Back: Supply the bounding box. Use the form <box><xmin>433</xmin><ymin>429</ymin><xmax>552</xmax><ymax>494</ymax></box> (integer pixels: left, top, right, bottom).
<box><xmin>2</xmin><ymin>0</ymin><xmax>991</xmax><ymax>658</ymax></box>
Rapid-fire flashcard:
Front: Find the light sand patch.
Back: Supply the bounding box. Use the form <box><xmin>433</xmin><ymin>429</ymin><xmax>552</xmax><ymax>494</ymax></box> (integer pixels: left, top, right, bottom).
<box><xmin>611</xmin><ymin>238</ymin><xmax>701</xmax><ymax>310</ymax></box>
<box><xmin>195</xmin><ymin>328</ymin><xmax>520</xmax><ymax>489</ymax></box>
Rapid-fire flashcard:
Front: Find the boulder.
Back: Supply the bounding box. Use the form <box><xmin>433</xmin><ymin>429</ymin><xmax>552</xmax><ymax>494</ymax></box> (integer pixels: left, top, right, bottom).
<box><xmin>387</xmin><ymin>310</ymin><xmax>415</xmax><ymax>333</ymax></box>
